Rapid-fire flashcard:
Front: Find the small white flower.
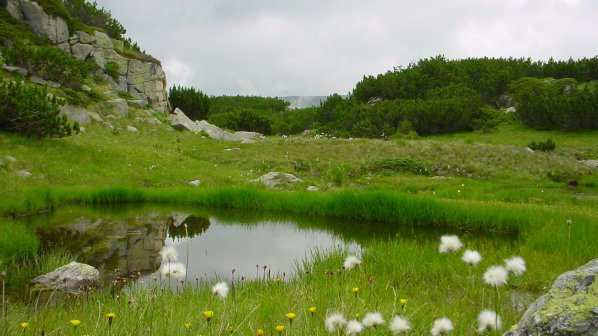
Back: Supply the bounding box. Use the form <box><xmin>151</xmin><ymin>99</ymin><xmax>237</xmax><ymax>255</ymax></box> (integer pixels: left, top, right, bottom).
<box><xmin>476</xmin><ymin>310</ymin><xmax>502</xmax><ymax>333</ymax></box>
<box><xmin>344</xmin><ymin>255</ymin><xmax>362</xmax><ymax>270</ymax></box>
<box><xmin>362</xmin><ymin>312</ymin><xmax>385</xmax><ymax>327</ymax></box>
<box><xmin>160</xmin><ymin>261</ymin><xmax>186</xmax><ymax>279</ymax></box>
<box><xmin>439</xmin><ymin>235</ymin><xmax>463</xmax><ymax>253</ymax></box>
<box><xmin>211</xmin><ymin>281</ymin><xmax>229</xmax><ymax>299</ymax></box>
<box><xmin>431</xmin><ymin>317</ymin><xmax>454</xmax><ymax>335</ymax></box>
<box><xmin>504</xmin><ymin>256</ymin><xmax>526</xmax><ymax>276</ymax></box>
<box><xmin>566</xmin><ymin>219</ymin><xmax>572</xmax><ymax>225</ymax></box>
<box><xmin>325</xmin><ymin>312</ymin><xmax>347</xmax><ymax>333</ymax></box>
<box><xmin>389</xmin><ymin>315</ymin><xmax>411</xmax><ymax>334</ymax></box>
<box><xmin>483</xmin><ymin>266</ymin><xmax>508</xmax><ymax>287</ymax></box>
<box><xmin>159</xmin><ymin>245</ymin><xmax>178</xmax><ymax>262</ymax></box>
<box><xmin>462</xmin><ymin>250</ymin><xmax>482</xmax><ymax>266</ymax></box>
<box><xmin>346</xmin><ymin>320</ymin><xmax>364</xmax><ymax>335</ymax></box>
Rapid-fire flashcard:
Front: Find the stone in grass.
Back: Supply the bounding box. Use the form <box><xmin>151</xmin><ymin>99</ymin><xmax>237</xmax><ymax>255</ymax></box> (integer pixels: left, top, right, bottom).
<box><xmin>188</xmin><ymin>180</ymin><xmax>201</xmax><ymax>187</ymax></box>
<box><xmin>127</xmin><ymin>125</ymin><xmax>139</xmax><ymax>132</ymax></box>
<box><xmin>31</xmin><ymin>261</ymin><xmax>99</xmax><ymax>293</ymax></box>
<box><xmin>250</xmin><ymin>172</ymin><xmax>304</xmax><ymax>189</ymax></box>
<box><xmin>504</xmin><ymin>258</ymin><xmax>598</xmax><ymax>336</ymax></box>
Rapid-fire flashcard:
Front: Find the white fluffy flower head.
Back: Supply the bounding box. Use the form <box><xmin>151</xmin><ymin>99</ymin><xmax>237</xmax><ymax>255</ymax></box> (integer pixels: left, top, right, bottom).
<box><xmin>346</xmin><ymin>320</ymin><xmax>364</xmax><ymax>335</ymax></box>
<box><xmin>160</xmin><ymin>261</ymin><xmax>186</xmax><ymax>279</ymax></box>
<box><xmin>362</xmin><ymin>312</ymin><xmax>385</xmax><ymax>327</ymax></box>
<box><xmin>344</xmin><ymin>255</ymin><xmax>362</xmax><ymax>270</ymax></box>
<box><xmin>159</xmin><ymin>245</ymin><xmax>178</xmax><ymax>262</ymax></box>
<box><xmin>325</xmin><ymin>312</ymin><xmax>347</xmax><ymax>333</ymax></box>
<box><xmin>461</xmin><ymin>250</ymin><xmax>482</xmax><ymax>266</ymax></box>
<box><xmin>483</xmin><ymin>266</ymin><xmax>508</xmax><ymax>287</ymax></box>
<box><xmin>389</xmin><ymin>315</ymin><xmax>411</xmax><ymax>334</ymax></box>
<box><xmin>504</xmin><ymin>256</ymin><xmax>526</xmax><ymax>276</ymax></box>
<box><xmin>438</xmin><ymin>235</ymin><xmax>463</xmax><ymax>253</ymax></box>
<box><xmin>477</xmin><ymin>310</ymin><xmax>502</xmax><ymax>333</ymax></box>
<box><xmin>211</xmin><ymin>281</ymin><xmax>229</xmax><ymax>299</ymax></box>
<box><xmin>431</xmin><ymin>317</ymin><xmax>454</xmax><ymax>336</ymax></box>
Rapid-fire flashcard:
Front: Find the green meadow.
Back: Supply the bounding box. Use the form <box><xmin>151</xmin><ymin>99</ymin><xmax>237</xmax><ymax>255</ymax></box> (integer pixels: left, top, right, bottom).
<box><xmin>0</xmin><ymin>113</ymin><xmax>597</xmax><ymax>335</ymax></box>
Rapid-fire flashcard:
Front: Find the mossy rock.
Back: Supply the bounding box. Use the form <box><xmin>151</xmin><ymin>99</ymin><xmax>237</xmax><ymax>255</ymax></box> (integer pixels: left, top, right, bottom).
<box><xmin>505</xmin><ymin>258</ymin><xmax>598</xmax><ymax>336</ymax></box>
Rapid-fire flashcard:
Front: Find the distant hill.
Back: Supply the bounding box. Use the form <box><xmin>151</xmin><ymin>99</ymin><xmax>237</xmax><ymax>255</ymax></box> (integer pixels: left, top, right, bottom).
<box><xmin>280</xmin><ymin>96</ymin><xmax>329</xmax><ymax>109</ymax></box>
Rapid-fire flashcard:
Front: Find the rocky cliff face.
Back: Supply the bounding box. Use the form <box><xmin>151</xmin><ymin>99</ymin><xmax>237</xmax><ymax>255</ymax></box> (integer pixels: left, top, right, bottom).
<box><xmin>4</xmin><ymin>0</ymin><xmax>168</xmax><ymax>112</ymax></box>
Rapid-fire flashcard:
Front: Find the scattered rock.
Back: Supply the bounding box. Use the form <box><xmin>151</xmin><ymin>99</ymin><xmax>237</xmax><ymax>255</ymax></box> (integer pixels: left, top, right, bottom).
<box><xmin>241</xmin><ymin>138</ymin><xmax>256</xmax><ymax>144</ymax></box>
<box><xmin>224</xmin><ymin>148</ymin><xmax>240</xmax><ymax>151</ymax></box>
<box><xmin>71</xmin><ymin>42</ymin><xmax>94</xmax><ymax>60</ymax></box>
<box><xmin>127</xmin><ymin>126</ymin><xmax>138</xmax><ymax>132</ymax></box>
<box><xmin>15</xmin><ymin>170</ymin><xmax>32</xmax><ymax>177</ymax></box>
<box><xmin>430</xmin><ymin>176</ymin><xmax>447</xmax><ymax>180</ymax></box>
<box><xmin>306</xmin><ymin>185</ymin><xmax>319</xmax><ymax>191</ymax></box>
<box><xmin>60</xmin><ymin>104</ymin><xmax>91</xmax><ymax>124</ymax></box>
<box><xmin>167</xmin><ymin>108</ymin><xmax>264</xmax><ymax>142</ymax></box>
<box><xmin>89</xmin><ymin>112</ymin><xmax>103</xmax><ymax>122</ymax></box>
<box><xmin>81</xmin><ymin>85</ymin><xmax>92</xmax><ymax>92</ymax></box>
<box><xmin>580</xmin><ymin>160</ymin><xmax>598</xmax><ymax>168</ymax></box>
<box><xmin>105</xmin><ymin>99</ymin><xmax>129</xmax><ymax>118</ymax></box>
<box><xmin>31</xmin><ymin>261</ymin><xmax>99</xmax><ymax>293</ymax></box>
<box><xmin>188</xmin><ymin>180</ymin><xmax>201</xmax><ymax>187</ymax></box>
<box><xmin>5</xmin><ymin>156</ymin><xmax>17</xmax><ymax>163</ymax></box>
<box><xmin>250</xmin><ymin>172</ymin><xmax>304</xmax><ymax>189</ymax></box>
<box><xmin>504</xmin><ymin>258</ymin><xmax>598</xmax><ymax>336</ymax></box>
<box><xmin>2</xmin><ymin>65</ymin><xmax>28</xmax><ymax>76</ymax></box>
<box><xmin>30</xmin><ymin>76</ymin><xmax>61</xmax><ymax>88</ymax></box>
<box><xmin>524</xmin><ymin>147</ymin><xmax>535</xmax><ymax>154</ymax></box>
<box><xmin>505</xmin><ymin>107</ymin><xmax>517</xmax><ymax>113</ymax></box>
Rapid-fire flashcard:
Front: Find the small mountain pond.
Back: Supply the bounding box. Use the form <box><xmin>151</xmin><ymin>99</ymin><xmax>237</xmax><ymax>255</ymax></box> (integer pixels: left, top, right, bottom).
<box><xmin>17</xmin><ymin>203</ymin><xmax>518</xmax><ymax>290</ymax></box>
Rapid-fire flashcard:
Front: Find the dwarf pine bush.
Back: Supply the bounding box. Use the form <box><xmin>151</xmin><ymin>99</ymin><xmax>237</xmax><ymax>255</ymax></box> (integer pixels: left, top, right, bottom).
<box><xmin>0</xmin><ymin>81</ymin><xmax>79</xmax><ymax>137</ymax></box>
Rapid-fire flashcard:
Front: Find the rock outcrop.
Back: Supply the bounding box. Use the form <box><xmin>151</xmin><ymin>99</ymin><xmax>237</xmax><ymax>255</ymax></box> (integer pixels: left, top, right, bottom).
<box><xmin>4</xmin><ymin>0</ymin><xmax>167</xmax><ymax>112</ymax></box>
<box><xmin>31</xmin><ymin>261</ymin><xmax>99</xmax><ymax>293</ymax></box>
<box><xmin>505</xmin><ymin>258</ymin><xmax>598</xmax><ymax>336</ymax></box>
<box><xmin>168</xmin><ymin>108</ymin><xmax>264</xmax><ymax>142</ymax></box>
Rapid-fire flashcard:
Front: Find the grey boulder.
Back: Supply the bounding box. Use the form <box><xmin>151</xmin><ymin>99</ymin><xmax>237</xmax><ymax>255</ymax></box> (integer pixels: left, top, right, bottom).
<box><xmin>504</xmin><ymin>258</ymin><xmax>598</xmax><ymax>336</ymax></box>
<box><xmin>250</xmin><ymin>172</ymin><xmax>304</xmax><ymax>189</ymax></box>
<box><xmin>31</xmin><ymin>261</ymin><xmax>99</xmax><ymax>293</ymax></box>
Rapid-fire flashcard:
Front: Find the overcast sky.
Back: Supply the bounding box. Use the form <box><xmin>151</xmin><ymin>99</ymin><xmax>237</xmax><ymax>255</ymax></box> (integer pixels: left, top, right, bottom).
<box><xmin>93</xmin><ymin>0</ymin><xmax>598</xmax><ymax>97</ymax></box>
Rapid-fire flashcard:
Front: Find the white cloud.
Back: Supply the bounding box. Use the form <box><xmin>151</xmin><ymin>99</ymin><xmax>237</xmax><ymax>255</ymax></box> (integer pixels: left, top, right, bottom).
<box><xmin>95</xmin><ymin>0</ymin><xmax>598</xmax><ymax>96</ymax></box>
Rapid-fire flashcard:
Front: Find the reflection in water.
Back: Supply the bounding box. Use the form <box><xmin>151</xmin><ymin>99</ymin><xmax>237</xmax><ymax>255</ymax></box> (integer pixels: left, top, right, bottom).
<box><xmin>157</xmin><ymin>218</ymin><xmax>351</xmax><ymax>283</ymax></box>
<box><xmin>28</xmin><ymin>204</ymin><xmax>517</xmax><ymax>288</ymax></box>
<box><xmin>33</xmin><ymin>206</ymin><xmax>358</xmax><ymax>286</ymax></box>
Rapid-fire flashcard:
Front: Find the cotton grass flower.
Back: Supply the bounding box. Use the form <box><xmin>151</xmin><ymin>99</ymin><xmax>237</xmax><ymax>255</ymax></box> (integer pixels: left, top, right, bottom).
<box><xmin>325</xmin><ymin>312</ymin><xmax>347</xmax><ymax>333</ymax></box>
<box><xmin>476</xmin><ymin>310</ymin><xmax>502</xmax><ymax>333</ymax></box>
<box><xmin>344</xmin><ymin>255</ymin><xmax>362</xmax><ymax>269</ymax></box>
<box><xmin>431</xmin><ymin>317</ymin><xmax>454</xmax><ymax>335</ymax></box>
<box><xmin>461</xmin><ymin>250</ymin><xmax>482</xmax><ymax>266</ymax></box>
<box><xmin>389</xmin><ymin>316</ymin><xmax>411</xmax><ymax>334</ymax></box>
<box><xmin>362</xmin><ymin>312</ymin><xmax>385</xmax><ymax>328</ymax></box>
<box><xmin>438</xmin><ymin>235</ymin><xmax>463</xmax><ymax>253</ymax></box>
<box><xmin>211</xmin><ymin>281</ymin><xmax>230</xmax><ymax>299</ymax></box>
<box><xmin>161</xmin><ymin>261</ymin><xmax>186</xmax><ymax>279</ymax></box>
<box><xmin>483</xmin><ymin>266</ymin><xmax>508</xmax><ymax>287</ymax></box>
<box><xmin>346</xmin><ymin>320</ymin><xmax>364</xmax><ymax>335</ymax></box>
<box><xmin>159</xmin><ymin>245</ymin><xmax>178</xmax><ymax>262</ymax></box>
<box><xmin>504</xmin><ymin>256</ymin><xmax>526</xmax><ymax>276</ymax></box>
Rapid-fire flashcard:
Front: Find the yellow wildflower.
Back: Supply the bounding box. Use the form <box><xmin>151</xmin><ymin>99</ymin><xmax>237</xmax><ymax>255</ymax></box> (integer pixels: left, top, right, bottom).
<box><xmin>203</xmin><ymin>310</ymin><xmax>214</xmax><ymax>322</ymax></box>
<box><xmin>20</xmin><ymin>322</ymin><xmax>29</xmax><ymax>329</ymax></box>
<box><xmin>275</xmin><ymin>325</ymin><xmax>285</xmax><ymax>334</ymax></box>
<box><xmin>184</xmin><ymin>322</ymin><xmax>192</xmax><ymax>329</ymax></box>
<box><xmin>256</xmin><ymin>329</ymin><xmax>265</xmax><ymax>336</ymax></box>
<box><xmin>70</xmin><ymin>319</ymin><xmax>81</xmax><ymax>327</ymax></box>
<box><xmin>286</xmin><ymin>312</ymin><xmax>296</xmax><ymax>322</ymax></box>
<box><xmin>400</xmin><ymin>298</ymin><xmax>408</xmax><ymax>305</ymax></box>
<box><xmin>308</xmin><ymin>306</ymin><xmax>316</xmax><ymax>315</ymax></box>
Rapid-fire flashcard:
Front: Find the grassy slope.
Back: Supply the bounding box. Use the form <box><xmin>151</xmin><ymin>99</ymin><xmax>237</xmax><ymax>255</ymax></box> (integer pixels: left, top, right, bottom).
<box><xmin>0</xmin><ymin>109</ymin><xmax>597</xmax><ymax>335</ymax></box>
